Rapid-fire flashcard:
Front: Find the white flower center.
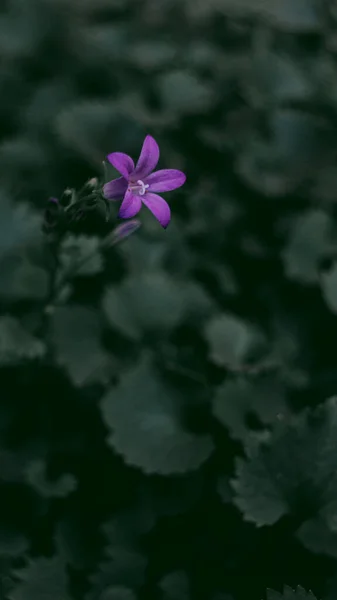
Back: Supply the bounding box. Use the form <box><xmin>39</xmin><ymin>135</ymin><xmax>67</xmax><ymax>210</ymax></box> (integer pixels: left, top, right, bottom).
<box><xmin>129</xmin><ymin>179</ymin><xmax>149</xmax><ymax>196</ymax></box>
<box><xmin>137</xmin><ymin>180</ymin><xmax>149</xmax><ymax>195</ymax></box>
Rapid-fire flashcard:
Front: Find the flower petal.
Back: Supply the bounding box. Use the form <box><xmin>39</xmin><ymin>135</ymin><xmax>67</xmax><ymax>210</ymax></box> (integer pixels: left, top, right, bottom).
<box><xmin>107</xmin><ymin>152</ymin><xmax>135</xmax><ymax>179</ymax></box>
<box><xmin>132</xmin><ymin>135</ymin><xmax>160</xmax><ymax>179</ymax></box>
<box><xmin>103</xmin><ymin>177</ymin><xmax>128</xmax><ymax>200</ymax></box>
<box><xmin>141</xmin><ymin>192</ymin><xmax>171</xmax><ymax>229</ymax></box>
<box><xmin>118</xmin><ymin>189</ymin><xmax>142</xmax><ymax>219</ymax></box>
<box><xmin>145</xmin><ymin>169</ymin><xmax>186</xmax><ymax>193</ymax></box>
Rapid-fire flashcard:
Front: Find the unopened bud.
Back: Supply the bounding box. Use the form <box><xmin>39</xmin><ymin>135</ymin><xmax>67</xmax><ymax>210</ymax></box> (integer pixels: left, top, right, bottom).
<box><xmin>60</xmin><ymin>187</ymin><xmax>75</xmax><ymax>207</ymax></box>
<box><xmin>106</xmin><ymin>219</ymin><xmax>141</xmax><ymax>246</ymax></box>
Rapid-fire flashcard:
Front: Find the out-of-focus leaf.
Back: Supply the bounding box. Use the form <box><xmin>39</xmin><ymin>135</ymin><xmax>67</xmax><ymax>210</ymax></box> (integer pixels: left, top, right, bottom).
<box><xmin>282</xmin><ymin>210</ymin><xmax>333</xmax><ymax>284</ymax></box>
<box><xmin>103</xmin><ymin>272</ymin><xmax>214</xmax><ymax>340</ymax></box>
<box><xmin>8</xmin><ymin>555</ymin><xmax>71</xmax><ymax>600</ymax></box>
<box><xmin>0</xmin><ymin>316</ymin><xmax>45</xmax><ymax>365</ymax></box>
<box><xmin>86</xmin><ymin>509</ymin><xmax>151</xmax><ymax>600</ymax></box>
<box><xmin>231</xmin><ymin>397</ymin><xmax>337</xmax><ymax>530</ymax></box>
<box><xmin>159</xmin><ymin>571</ymin><xmax>190</xmax><ymax>600</ymax></box>
<box><xmin>0</xmin><ymin>255</ymin><xmax>49</xmax><ymax>302</ymax></box>
<box><xmin>212</xmin><ymin>376</ymin><xmax>288</xmax><ymax>443</ymax></box>
<box><xmin>204</xmin><ymin>313</ymin><xmax>267</xmax><ymax>369</ymax></box>
<box><xmin>195</xmin><ymin>0</ymin><xmax>321</xmax><ymax>32</ymax></box>
<box><xmin>24</xmin><ymin>80</ymin><xmax>77</xmax><ymax>134</ymax></box>
<box><xmin>236</xmin><ymin>111</ymin><xmax>333</xmax><ymax>196</ymax></box>
<box><xmin>50</xmin><ymin>305</ymin><xmax>112</xmax><ymax>386</ymax></box>
<box><xmin>296</xmin><ymin>515</ymin><xmax>337</xmax><ymax>559</ymax></box>
<box><xmin>100</xmin><ymin>357</ymin><xmax>214</xmax><ymax>474</ymax></box>
<box><xmin>77</xmin><ymin>24</ymin><xmax>129</xmax><ymax>63</ymax></box>
<box><xmin>55</xmin><ymin>101</ymin><xmax>144</xmax><ymax>164</ymax></box>
<box><xmin>0</xmin><ymin>191</ymin><xmax>42</xmax><ymax>260</ymax></box>
<box><xmin>266</xmin><ymin>587</ymin><xmax>317</xmax><ymax>600</ymax></box>
<box><xmin>25</xmin><ymin>459</ymin><xmax>77</xmax><ymax>498</ymax></box>
<box><xmin>158</xmin><ymin>70</ymin><xmax>215</xmax><ymax>114</ymax></box>
<box><xmin>97</xmin><ymin>587</ymin><xmax>136</xmax><ymax>600</ymax></box>
<box><xmin>243</xmin><ymin>52</ymin><xmax>311</xmax><ymax>107</ymax></box>
<box><xmin>321</xmin><ymin>262</ymin><xmax>337</xmax><ymax>314</ymax></box>
<box><xmin>58</xmin><ymin>234</ymin><xmax>103</xmax><ymax>278</ymax></box>
<box><xmin>128</xmin><ymin>41</ymin><xmax>176</xmax><ymax>69</ymax></box>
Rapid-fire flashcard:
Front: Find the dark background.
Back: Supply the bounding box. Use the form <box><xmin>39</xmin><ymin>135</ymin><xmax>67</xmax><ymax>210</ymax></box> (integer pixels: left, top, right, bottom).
<box><xmin>1</xmin><ymin>0</ymin><xmax>337</xmax><ymax>599</ymax></box>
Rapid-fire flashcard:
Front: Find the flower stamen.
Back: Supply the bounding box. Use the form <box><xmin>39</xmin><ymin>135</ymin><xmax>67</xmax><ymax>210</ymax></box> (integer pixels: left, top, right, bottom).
<box><xmin>137</xmin><ymin>180</ymin><xmax>149</xmax><ymax>195</ymax></box>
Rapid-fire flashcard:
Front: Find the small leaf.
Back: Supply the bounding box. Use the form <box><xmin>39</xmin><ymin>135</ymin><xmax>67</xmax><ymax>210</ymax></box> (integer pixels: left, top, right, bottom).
<box><xmin>159</xmin><ymin>571</ymin><xmax>190</xmax><ymax>600</ymax></box>
<box><xmin>296</xmin><ymin>515</ymin><xmax>337</xmax><ymax>559</ymax></box>
<box><xmin>0</xmin><ymin>316</ymin><xmax>45</xmax><ymax>365</ymax></box>
<box><xmin>25</xmin><ymin>459</ymin><xmax>77</xmax><ymax>498</ymax></box>
<box><xmin>282</xmin><ymin>210</ymin><xmax>333</xmax><ymax>284</ymax></box>
<box><xmin>204</xmin><ymin>313</ymin><xmax>266</xmax><ymax>368</ymax></box>
<box><xmin>100</xmin><ymin>357</ymin><xmax>214</xmax><ymax>474</ymax></box>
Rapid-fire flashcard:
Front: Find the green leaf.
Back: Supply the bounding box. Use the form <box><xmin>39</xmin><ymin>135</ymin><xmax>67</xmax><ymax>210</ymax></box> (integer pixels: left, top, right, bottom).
<box><xmin>266</xmin><ymin>587</ymin><xmax>318</xmax><ymax>600</ymax></box>
<box><xmin>257</xmin><ymin>0</ymin><xmax>321</xmax><ymax>32</ymax></box>
<box><xmin>204</xmin><ymin>313</ymin><xmax>267</xmax><ymax>368</ymax></box>
<box><xmin>86</xmin><ymin>511</ymin><xmax>151</xmax><ymax>599</ymax></box>
<box><xmin>158</xmin><ymin>70</ymin><xmax>215</xmax><ymax>114</ymax></box>
<box><xmin>50</xmin><ymin>305</ymin><xmax>112</xmax><ymax>386</ymax></box>
<box><xmin>56</xmin><ymin>100</ymin><xmax>144</xmax><ymax>164</ymax></box>
<box><xmin>58</xmin><ymin>234</ymin><xmax>103</xmax><ymax>278</ymax></box>
<box><xmin>243</xmin><ymin>52</ymin><xmax>311</xmax><ymax>107</ymax></box>
<box><xmin>236</xmin><ymin>111</ymin><xmax>332</xmax><ymax>196</ymax></box>
<box><xmin>128</xmin><ymin>41</ymin><xmax>176</xmax><ymax>70</ymax></box>
<box><xmin>159</xmin><ymin>571</ymin><xmax>190</xmax><ymax>600</ymax></box>
<box><xmin>0</xmin><ymin>316</ymin><xmax>45</xmax><ymax>365</ymax></box>
<box><xmin>8</xmin><ymin>555</ymin><xmax>71</xmax><ymax>600</ymax></box>
<box><xmin>100</xmin><ymin>357</ymin><xmax>214</xmax><ymax>474</ymax></box>
<box><xmin>103</xmin><ymin>272</ymin><xmax>214</xmax><ymax>341</ymax></box>
<box><xmin>0</xmin><ymin>191</ymin><xmax>42</xmax><ymax>261</ymax></box>
<box><xmin>282</xmin><ymin>210</ymin><xmax>333</xmax><ymax>284</ymax></box>
<box><xmin>321</xmin><ymin>262</ymin><xmax>337</xmax><ymax>313</ymax></box>
<box><xmin>0</xmin><ymin>255</ymin><xmax>49</xmax><ymax>302</ymax></box>
<box><xmin>296</xmin><ymin>515</ymin><xmax>337</xmax><ymax>559</ymax></box>
<box><xmin>25</xmin><ymin>459</ymin><xmax>77</xmax><ymax>498</ymax></box>
<box><xmin>205</xmin><ymin>0</ymin><xmax>321</xmax><ymax>32</ymax></box>
<box><xmin>231</xmin><ymin>397</ymin><xmax>337</xmax><ymax>527</ymax></box>
<box><xmin>212</xmin><ymin>375</ymin><xmax>288</xmax><ymax>442</ymax></box>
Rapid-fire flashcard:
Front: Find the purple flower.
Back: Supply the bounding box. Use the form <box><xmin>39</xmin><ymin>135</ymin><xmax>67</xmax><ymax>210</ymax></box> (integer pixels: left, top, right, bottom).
<box><xmin>103</xmin><ymin>135</ymin><xmax>186</xmax><ymax>229</ymax></box>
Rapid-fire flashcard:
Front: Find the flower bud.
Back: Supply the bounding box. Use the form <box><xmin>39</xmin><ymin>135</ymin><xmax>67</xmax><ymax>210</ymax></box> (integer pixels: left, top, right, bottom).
<box><xmin>105</xmin><ymin>219</ymin><xmax>141</xmax><ymax>246</ymax></box>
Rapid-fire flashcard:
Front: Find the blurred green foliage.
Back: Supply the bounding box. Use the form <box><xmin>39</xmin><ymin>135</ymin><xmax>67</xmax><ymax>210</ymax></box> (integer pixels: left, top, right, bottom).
<box><xmin>1</xmin><ymin>0</ymin><xmax>337</xmax><ymax>599</ymax></box>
